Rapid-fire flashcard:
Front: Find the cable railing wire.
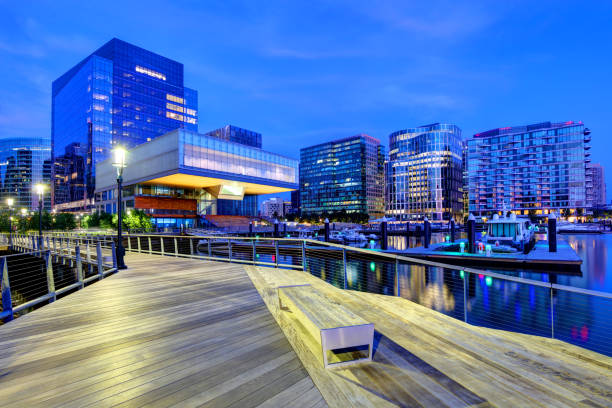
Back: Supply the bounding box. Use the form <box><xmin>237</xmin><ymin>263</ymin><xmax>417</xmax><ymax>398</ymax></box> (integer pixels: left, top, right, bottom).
<box><xmin>1</xmin><ymin>231</ymin><xmax>610</xmax><ymax>357</ymax></box>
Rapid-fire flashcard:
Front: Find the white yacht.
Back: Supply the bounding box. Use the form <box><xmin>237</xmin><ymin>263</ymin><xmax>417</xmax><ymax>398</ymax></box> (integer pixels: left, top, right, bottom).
<box><xmin>485</xmin><ymin>213</ymin><xmax>535</xmax><ymax>250</ymax></box>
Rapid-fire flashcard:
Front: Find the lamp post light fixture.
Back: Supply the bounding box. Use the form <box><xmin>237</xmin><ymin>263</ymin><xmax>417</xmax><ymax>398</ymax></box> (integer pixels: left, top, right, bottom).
<box><xmin>112</xmin><ymin>146</ymin><xmax>128</xmax><ymax>269</ymax></box>
<box><xmin>34</xmin><ymin>183</ymin><xmax>45</xmax><ymax>248</ymax></box>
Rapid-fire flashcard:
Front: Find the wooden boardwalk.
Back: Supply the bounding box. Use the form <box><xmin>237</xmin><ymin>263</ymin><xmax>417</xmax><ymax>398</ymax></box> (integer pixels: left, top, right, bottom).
<box><xmin>247</xmin><ymin>265</ymin><xmax>612</xmax><ymax>408</ymax></box>
<box><xmin>0</xmin><ymin>253</ymin><xmax>326</xmax><ymax>408</ymax></box>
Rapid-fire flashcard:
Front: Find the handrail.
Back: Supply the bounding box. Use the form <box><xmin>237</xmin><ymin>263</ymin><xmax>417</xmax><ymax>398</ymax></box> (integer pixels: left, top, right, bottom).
<box><xmin>2</xmin><ymin>231</ymin><xmax>610</xmax><ymax>355</ymax></box>
<box><xmin>22</xmin><ymin>232</ymin><xmax>612</xmax><ymax>299</ymax></box>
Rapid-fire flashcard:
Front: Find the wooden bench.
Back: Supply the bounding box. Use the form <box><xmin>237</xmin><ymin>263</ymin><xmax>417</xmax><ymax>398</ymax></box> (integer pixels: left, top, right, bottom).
<box><xmin>278</xmin><ymin>284</ymin><xmax>374</xmax><ymax>368</ymax></box>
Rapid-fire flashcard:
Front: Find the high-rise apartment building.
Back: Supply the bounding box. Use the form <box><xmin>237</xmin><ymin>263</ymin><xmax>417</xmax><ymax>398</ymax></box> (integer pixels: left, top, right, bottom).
<box><xmin>0</xmin><ymin>137</ymin><xmax>52</xmax><ymax>211</ymax></box>
<box><xmin>52</xmin><ymin>38</ymin><xmax>198</xmax><ymax>211</ymax></box>
<box><xmin>300</xmin><ymin>135</ymin><xmax>385</xmax><ymax>218</ymax></box>
<box><xmin>386</xmin><ymin>124</ymin><xmax>463</xmax><ymax>221</ymax></box>
<box><xmin>467</xmin><ymin>121</ymin><xmax>591</xmax><ymax>216</ymax></box>
<box><xmin>588</xmin><ymin>163</ymin><xmax>606</xmax><ymax>207</ymax></box>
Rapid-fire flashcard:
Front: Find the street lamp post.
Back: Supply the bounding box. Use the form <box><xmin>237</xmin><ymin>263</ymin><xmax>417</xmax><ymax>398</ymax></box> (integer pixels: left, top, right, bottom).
<box><xmin>112</xmin><ymin>147</ymin><xmax>127</xmax><ymax>270</ymax></box>
<box><xmin>34</xmin><ymin>184</ymin><xmax>45</xmax><ymax>249</ymax></box>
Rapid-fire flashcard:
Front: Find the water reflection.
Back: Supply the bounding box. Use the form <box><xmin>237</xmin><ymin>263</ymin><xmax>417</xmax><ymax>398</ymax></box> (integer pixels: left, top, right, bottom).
<box><xmin>306</xmin><ymin>233</ymin><xmax>611</xmax><ymax>356</ymax></box>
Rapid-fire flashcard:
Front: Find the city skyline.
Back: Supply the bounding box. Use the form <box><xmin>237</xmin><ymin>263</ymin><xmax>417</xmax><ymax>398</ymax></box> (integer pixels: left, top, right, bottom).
<box><xmin>1</xmin><ymin>1</ymin><xmax>611</xmax><ymax>201</ymax></box>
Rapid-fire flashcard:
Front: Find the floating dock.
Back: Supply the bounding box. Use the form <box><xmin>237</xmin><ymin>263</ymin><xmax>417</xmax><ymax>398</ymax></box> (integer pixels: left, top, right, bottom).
<box><xmin>388</xmin><ymin>238</ymin><xmax>582</xmax><ymax>273</ymax></box>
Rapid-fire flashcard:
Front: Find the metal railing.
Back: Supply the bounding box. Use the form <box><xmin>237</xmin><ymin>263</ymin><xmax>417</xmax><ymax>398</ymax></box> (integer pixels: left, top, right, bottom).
<box><xmin>2</xmin><ymin>232</ymin><xmax>610</xmax><ymax>357</ymax></box>
<box><xmin>0</xmin><ymin>234</ymin><xmax>118</xmax><ymax>322</ymax></box>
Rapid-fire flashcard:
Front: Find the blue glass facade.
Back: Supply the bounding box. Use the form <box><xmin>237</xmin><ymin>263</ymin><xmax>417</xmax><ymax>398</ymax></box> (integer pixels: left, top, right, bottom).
<box><xmin>467</xmin><ymin>121</ymin><xmax>591</xmax><ymax>215</ymax></box>
<box><xmin>0</xmin><ymin>137</ymin><xmax>51</xmax><ymax>211</ymax></box>
<box><xmin>300</xmin><ymin>134</ymin><xmax>385</xmax><ymax>218</ymax></box>
<box><xmin>52</xmin><ymin>38</ymin><xmax>198</xmax><ymax>210</ymax></box>
<box><xmin>386</xmin><ymin>124</ymin><xmax>463</xmax><ymax>221</ymax></box>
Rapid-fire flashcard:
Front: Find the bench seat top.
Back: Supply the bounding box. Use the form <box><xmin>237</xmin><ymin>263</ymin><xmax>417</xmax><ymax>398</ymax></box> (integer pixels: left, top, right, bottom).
<box><xmin>279</xmin><ymin>285</ymin><xmax>370</xmax><ymax>330</ymax></box>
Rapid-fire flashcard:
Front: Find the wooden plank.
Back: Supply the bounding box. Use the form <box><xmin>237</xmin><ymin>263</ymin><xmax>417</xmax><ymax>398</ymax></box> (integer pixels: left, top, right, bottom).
<box><xmin>245</xmin><ymin>265</ymin><xmax>612</xmax><ymax>408</ymax></box>
<box><xmin>0</xmin><ymin>253</ymin><xmax>324</xmax><ymax>408</ymax></box>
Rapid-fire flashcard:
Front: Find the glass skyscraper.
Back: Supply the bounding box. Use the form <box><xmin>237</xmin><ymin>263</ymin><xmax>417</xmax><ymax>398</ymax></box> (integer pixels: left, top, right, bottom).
<box><xmin>52</xmin><ymin>38</ymin><xmax>198</xmax><ymax>211</ymax></box>
<box><xmin>0</xmin><ymin>137</ymin><xmax>51</xmax><ymax>211</ymax></box>
<box><xmin>467</xmin><ymin>121</ymin><xmax>591</xmax><ymax>216</ymax></box>
<box><xmin>300</xmin><ymin>134</ymin><xmax>385</xmax><ymax>218</ymax></box>
<box><xmin>386</xmin><ymin>123</ymin><xmax>463</xmax><ymax>221</ymax></box>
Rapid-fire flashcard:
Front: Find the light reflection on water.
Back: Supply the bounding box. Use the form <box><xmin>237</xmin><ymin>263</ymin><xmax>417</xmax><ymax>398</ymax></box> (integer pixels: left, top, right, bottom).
<box><xmin>325</xmin><ymin>233</ymin><xmax>612</xmax><ymax>356</ymax></box>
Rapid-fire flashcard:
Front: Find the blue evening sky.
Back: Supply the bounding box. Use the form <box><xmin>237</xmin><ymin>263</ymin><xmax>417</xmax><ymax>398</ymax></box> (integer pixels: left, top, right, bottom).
<box><xmin>1</xmin><ymin>1</ymin><xmax>610</xmax><ymax>201</ymax></box>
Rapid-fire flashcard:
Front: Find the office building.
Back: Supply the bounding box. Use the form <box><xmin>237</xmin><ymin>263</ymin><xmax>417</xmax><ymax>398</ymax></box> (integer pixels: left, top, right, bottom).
<box><xmin>588</xmin><ymin>163</ymin><xmax>606</xmax><ymax>208</ymax></box>
<box><xmin>52</xmin><ymin>38</ymin><xmax>198</xmax><ymax>211</ymax></box>
<box><xmin>300</xmin><ymin>134</ymin><xmax>385</xmax><ymax>218</ymax></box>
<box><xmin>289</xmin><ymin>189</ymin><xmax>300</xmax><ymax>216</ymax></box>
<box><xmin>261</xmin><ymin>197</ymin><xmax>285</xmax><ymax>218</ymax></box>
<box><xmin>467</xmin><ymin>121</ymin><xmax>591</xmax><ymax>216</ymax></box>
<box><xmin>95</xmin><ymin>129</ymin><xmax>298</xmax><ymax>228</ymax></box>
<box><xmin>0</xmin><ymin>137</ymin><xmax>51</xmax><ymax>211</ymax></box>
<box><xmin>386</xmin><ymin>124</ymin><xmax>463</xmax><ymax>221</ymax></box>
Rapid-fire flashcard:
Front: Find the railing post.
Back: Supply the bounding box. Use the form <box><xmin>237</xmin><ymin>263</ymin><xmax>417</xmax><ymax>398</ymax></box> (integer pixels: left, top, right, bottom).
<box><xmin>75</xmin><ymin>246</ymin><xmax>84</xmax><ymax>289</ymax></box>
<box><xmin>1</xmin><ymin>257</ymin><xmax>13</xmax><ymax>322</ymax></box>
<box><xmin>228</xmin><ymin>239</ymin><xmax>232</xmax><ymax>263</ymax></box>
<box><xmin>96</xmin><ymin>241</ymin><xmax>104</xmax><ymax>280</ymax></box>
<box><xmin>208</xmin><ymin>239</ymin><xmax>212</xmax><ymax>258</ymax></box>
<box><xmin>189</xmin><ymin>238</ymin><xmax>194</xmax><ymax>256</ymax></box>
<box><xmin>550</xmin><ymin>286</ymin><xmax>555</xmax><ymax>339</ymax></box>
<box><xmin>86</xmin><ymin>241</ymin><xmax>92</xmax><ymax>275</ymax></box>
<box><xmin>137</xmin><ymin>236</ymin><xmax>141</xmax><ymax>253</ymax></box>
<box><xmin>160</xmin><ymin>237</ymin><xmax>165</xmax><ymax>255</ymax></box>
<box><xmin>275</xmin><ymin>240</ymin><xmax>279</xmax><ymax>268</ymax></box>
<box><xmin>111</xmin><ymin>240</ymin><xmax>117</xmax><ymax>269</ymax></box>
<box><xmin>251</xmin><ymin>239</ymin><xmax>257</xmax><ymax>265</ymax></box>
<box><xmin>45</xmin><ymin>250</ymin><xmax>56</xmax><ymax>303</ymax></box>
<box><xmin>342</xmin><ymin>248</ymin><xmax>347</xmax><ymax>289</ymax></box>
<box><xmin>395</xmin><ymin>258</ymin><xmax>400</xmax><ymax>296</ymax></box>
<box><xmin>174</xmin><ymin>237</ymin><xmax>178</xmax><ymax>257</ymax></box>
<box><xmin>148</xmin><ymin>236</ymin><xmax>152</xmax><ymax>255</ymax></box>
<box><xmin>301</xmin><ymin>240</ymin><xmax>306</xmax><ymax>271</ymax></box>
<box><xmin>463</xmin><ymin>271</ymin><xmax>468</xmax><ymax>323</ymax></box>
<box><xmin>127</xmin><ymin>236</ymin><xmax>131</xmax><ymax>252</ymax></box>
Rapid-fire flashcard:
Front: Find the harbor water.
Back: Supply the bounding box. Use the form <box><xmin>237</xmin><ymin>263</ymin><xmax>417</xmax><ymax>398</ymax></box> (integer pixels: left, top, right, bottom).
<box><xmin>311</xmin><ymin>232</ymin><xmax>612</xmax><ymax>356</ymax></box>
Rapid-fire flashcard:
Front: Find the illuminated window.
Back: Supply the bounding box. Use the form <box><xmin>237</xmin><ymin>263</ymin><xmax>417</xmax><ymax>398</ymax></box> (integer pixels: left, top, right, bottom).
<box><xmin>166</xmin><ymin>102</ymin><xmax>184</xmax><ymax>113</ymax></box>
<box><xmin>166</xmin><ymin>94</ymin><xmax>184</xmax><ymax>104</ymax></box>
<box><xmin>184</xmin><ymin>117</ymin><xmax>197</xmax><ymax>125</ymax></box>
<box><xmin>135</xmin><ymin>66</ymin><xmax>166</xmax><ymax>81</ymax></box>
<box><xmin>185</xmin><ymin>108</ymin><xmax>197</xmax><ymax>116</ymax></box>
<box><xmin>166</xmin><ymin>111</ymin><xmax>184</xmax><ymax>121</ymax></box>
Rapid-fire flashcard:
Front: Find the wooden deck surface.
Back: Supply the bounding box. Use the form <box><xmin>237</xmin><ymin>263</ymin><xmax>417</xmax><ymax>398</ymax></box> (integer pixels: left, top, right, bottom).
<box><xmin>246</xmin><ymin>265</ymin><xmax>612</xmax><ymax>408</ymax></box>
<box><xmin>0</xmin><ymin>253</ymin><xmax>326</xmax><ymax>408</ymax></box>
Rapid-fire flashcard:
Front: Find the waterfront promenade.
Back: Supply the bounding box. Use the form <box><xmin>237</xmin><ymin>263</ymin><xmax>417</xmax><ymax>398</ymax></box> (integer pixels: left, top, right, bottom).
<box><xmin>0</xmin><ymin>252</ymin><xmax>610</xmax><ymax>407</ymax></box>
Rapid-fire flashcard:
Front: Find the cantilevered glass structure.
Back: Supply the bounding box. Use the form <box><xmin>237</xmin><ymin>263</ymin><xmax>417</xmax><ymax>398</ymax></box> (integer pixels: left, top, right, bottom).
<box><xmin>95</xmin><ymin>129</ymin><xmax>298</xmax><ymax>227</ymax></box>
<box><xmin>52</xmin><ymin>38</ymin><xmax>198</xmax><ymax>211</ymax></box>
<box><xmin>0</xmin><ymin>137</ymin><xmax>51</xmax><ymax>211</ymax></box>
<box><xmin>386</xmin><ymin>123</ymin><xmax>463</xmax><ymax>221</ymax></box>
<box><xmin>299</xmin><ymin>134</ymin><xmax>385</xmax><ymax>219</ymax></box>
<box><xmin>467</xmin><ymin>121</ymin><xmax>591</xmax><ymax>216</ymax></box>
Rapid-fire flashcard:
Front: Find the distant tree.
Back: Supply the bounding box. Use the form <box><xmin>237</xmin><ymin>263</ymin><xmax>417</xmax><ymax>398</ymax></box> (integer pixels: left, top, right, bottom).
<box><xmin>53</xmin><ymin>213</ymin><xmax>76</xmax><ymax>230</ymax></box>
<box><xmin>576</xmin><ymin>208</ymin><xmax>584</xmax><ymax>217</ymax></box>
<box><xmin>100</xmin><ymin>212</ymin><xmax>114</xmax><ymax>229</ymax></box>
